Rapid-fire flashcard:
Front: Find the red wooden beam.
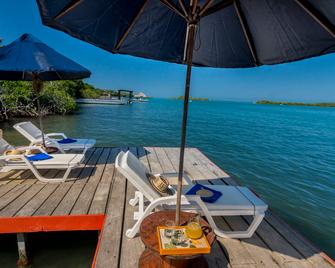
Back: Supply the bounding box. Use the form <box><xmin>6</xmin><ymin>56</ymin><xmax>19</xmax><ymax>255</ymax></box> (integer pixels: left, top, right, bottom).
<box><xmin>0</xmin><ymin>214</ymin><xmax>105</xmax><ymax>233</ymax></box>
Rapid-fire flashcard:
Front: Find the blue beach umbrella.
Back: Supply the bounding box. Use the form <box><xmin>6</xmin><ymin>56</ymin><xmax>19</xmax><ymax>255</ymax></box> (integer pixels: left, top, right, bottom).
<box><xmin>0</xmin><ymin>33</ymin><xmax>91</xmax><ymax>145</ymax></box>
<box><xmin>36</xmin><ymin>0</ymin><xmax>335</xmax><ymax>223</ymax></box>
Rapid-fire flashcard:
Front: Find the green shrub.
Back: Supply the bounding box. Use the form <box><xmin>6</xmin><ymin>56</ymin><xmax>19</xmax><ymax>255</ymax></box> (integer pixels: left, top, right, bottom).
<box><xmin>79</xmin><ymin>84</ymin><xmax>101</xmax><ymax>99</ymax></box>
<box><xmin>0</xmin><ymin>79</ymin><xmax>133</xmax><ymax>120</ymax></box>
<box><xmin>0</xmin><ymin>80</ymin><xmax>79</xmax><ymax>120</ymax></box>
<box><xmin>42</xmin><ymin>82</ymin><xmax>77</xmax><ymax>114</ymax></box>
<box><xmin>0</xmin><ymin>81</ymin><xmax>37</xmax><ymax>119</ymax></box>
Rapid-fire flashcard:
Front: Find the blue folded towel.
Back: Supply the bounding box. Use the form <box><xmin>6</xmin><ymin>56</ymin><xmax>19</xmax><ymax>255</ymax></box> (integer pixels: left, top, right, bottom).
<box><xmin>57</xmin><ymin>138</ymin><xmax>77</xmax><ymax>144</ymax></box>
<box><xmin>186</xmin><ymin>183</ymin><xmax>222</xmax><ymax>203</ymax></box>
<box><xmin>26</xmin><ymin>153</ymin><xmax>53</xmax><ymax>161</ymax></box>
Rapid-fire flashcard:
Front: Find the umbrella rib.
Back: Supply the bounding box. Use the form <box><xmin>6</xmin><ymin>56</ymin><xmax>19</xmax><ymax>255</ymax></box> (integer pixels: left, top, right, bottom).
<box><xmin>114</xmin><ymin>0</ymin><xmax>150</xmax><ymax>51</ymax></box>
<box><xmin>201</xmin><ymin>0</ymin><xmax>233</xmax><ymax>18</ymax></box>
<box><xmin>160</xmin><ymin>0</ymin><xmax>186</xmax><ymax>19</ymax></box>
<box><xmin>233</xmin><ymin>0</ymin><xmax>258</xmax><ymax>66</ymax></box>
<box><xmin>191</xmin><ymin>0</ymin><xmax>198</xmax><ymax>17</ymax></box>
<box><xmin>53</xmin><ymin>0</ymin><xmax>83</xmax><ymax>21</ymax></box>
<box><xmin>294</xmin><ymin>0</ymin><xmax>335</xmax><ymax>38</ymax></box>
<box><xmin>178</xmin><ymin>0</ymin><xmax>189</xmax><ymax>19</ymax></box>
<box><xmin>199</xmin><ymin>0</ymin><xmax>214</xmax><ymax>17</ymax></box>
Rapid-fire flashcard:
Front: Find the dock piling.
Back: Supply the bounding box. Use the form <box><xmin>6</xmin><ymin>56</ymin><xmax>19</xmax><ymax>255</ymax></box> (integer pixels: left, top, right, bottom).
<box><xmin>16</xmin><ymin>233</ymin><xmax>29</xmax><ymax>267</ymax></box>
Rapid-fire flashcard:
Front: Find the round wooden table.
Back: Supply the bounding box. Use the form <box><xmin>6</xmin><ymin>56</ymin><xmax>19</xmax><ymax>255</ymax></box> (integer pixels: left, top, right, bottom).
<box><xmin>139</xmin><ymin>211</ymin><xmax>215</xmax><ymax>268</ymax></box>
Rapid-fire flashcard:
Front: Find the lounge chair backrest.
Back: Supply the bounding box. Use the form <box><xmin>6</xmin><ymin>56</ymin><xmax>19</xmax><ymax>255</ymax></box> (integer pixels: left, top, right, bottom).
<box><xmin>14</xmin><ymin>121</ymin><xmax>43</xmax><ymax>142</ymax></box>
<box><xmin>115</xmin><ymin>151</ymin><xmax>161</xmax><ymax>201</ymax></box>
<box><xmin>0</xmin><ymin>138</ymin><xmax>14</xmax><ymax>155</ymax></box>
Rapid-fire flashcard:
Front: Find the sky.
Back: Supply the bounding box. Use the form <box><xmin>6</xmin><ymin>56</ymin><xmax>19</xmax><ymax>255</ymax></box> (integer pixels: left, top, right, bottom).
<box><xmin>1</xmin><ymin>1</ymin><xmax>335</xmax><ymax>102</ymax></box>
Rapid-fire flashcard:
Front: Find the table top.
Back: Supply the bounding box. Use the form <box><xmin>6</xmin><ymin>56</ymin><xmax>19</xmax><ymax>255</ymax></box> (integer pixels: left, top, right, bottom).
<box><xmin>140</xmin><ymin>211</ymin><xmax>215</xmax><ymax>259</ymax></box>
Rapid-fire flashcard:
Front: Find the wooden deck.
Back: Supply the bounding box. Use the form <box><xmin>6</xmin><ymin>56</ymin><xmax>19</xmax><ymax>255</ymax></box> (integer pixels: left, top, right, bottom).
<box><xmin>0</xmin><ymin>147</ymin><xmax>333</xmax><ymax>268</ymax></box>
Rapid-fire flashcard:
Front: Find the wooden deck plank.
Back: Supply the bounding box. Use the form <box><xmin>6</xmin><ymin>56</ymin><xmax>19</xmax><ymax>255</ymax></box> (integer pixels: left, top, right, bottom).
<box><xmin>89</xmin><ymin>148</ymin><xmax>119</xmax><ymax>215</ymax></box>
<box><xmin>52</xmin><ymin>148</ymin><xmax>102</xmax><ymax>216</ymax></box>
<box><xmin>33</xmin><ymin>183</ymin><xmax>73</xmax><ymax>216</ymax></box>
<box><xmin>0</xmin><ymin>184</ymin><xmax>46</xmax><ymax>216</ymax></box>
<box><xmin>0</xmin><ymin>179</ymin><xmax>24</xmax><ymax>197</ymax></box>
<box><xmin>94</xmin><ymin>160</ymin><xmax>127</xmax><ymax>268</ymax></box>
<box><xmin>0</xmin><ymin>169</ymin><xmax>44</xmax><ymax>212</ymax></box>
<box><xmin>35</xmin><ymin>149</ymin><xmax>97</xmax><ymax>216</ymax></box>
<box><xmin>264</xmin><ymin>212</ymin><xmax>334</xmax><ymax>268</ymax></box>
<box><xmin>246</xmin><ymin>216</ymin><xmax>307</xmax><ymax>263</ymax></box>
<box><xmin>163</xmin><ymin>147</ymin><xmax>197</xmax><ymax>182</ymax></box>
<box><xmin>145</xmin><ymin>147</ymin><xmax>189</xmax><ymax>186</ymax></box>
<box><xmin>215</xmin><ymin>216</ymin><xmax>257</xmax><ymax>267</ymax></box>
<box><xmin>119</xmin><ymin>147</ymin><xmax>145</xmax><ymax>268</ymax></box>
<box><xmin>153</xmin><ymin>147</ymin><xmax>176</xmax><ymax>173</ymax></box>
<box><xmin>144</xmin><ymin>147</ymin><xmax>162</xmax><ymax>174</ymax></box>
<box><xmin>186</xmin><ymin>148</ymin><xmax>219</xmax><ymax>180</ymax></box>
<box><xmin>0</xmin><ymin>146</ymin><xmax>331</xmax><ymax>268</ymax></box>
<box><xmin>12</xmin><ymin>169</ymin><xmax>61</xmax><ymax>216</ymax></box>
<box><xmin>15</xmin><ymin>183</ymin><xmax>59</xmax><ymax>216</ymax></box>
<box><xmin>119</xmin><ymin>181</ymin><xmax>147</xmax><ymax>268</ymax></box>
<box><xmin>165</xmin><ymin>147</ymin><xmax>205</xmax><ymax>180</ymax></box>
<box><xmin>137</xmin><ymin>147</ymin><xmax>150</xmax><ymax>170</ymax></box>
<box><xmin>71</xmin><ymin>148</ymin><xmax>111</xmax><ymax>215</ymax></box>
<box><xmin>0</xmin><ymin>170</ymin><xmax>29</xmax><ymax>196</ymax></box>
<box><xmin>189</xmin><ymin>148</ymin><xmax>235</xmax><ymax>185</ymax></box>
<box><xmin>225</xmin><ymin>216</ymin><xmax>281</xmax><ymax>268</ymax></box>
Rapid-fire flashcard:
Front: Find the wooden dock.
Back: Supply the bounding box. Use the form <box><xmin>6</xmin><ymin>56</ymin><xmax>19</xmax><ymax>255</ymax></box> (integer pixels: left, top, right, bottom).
<box><xmin>0</xmin><ymin>147</ymin><xmax>333</xmax><ymax>268</ymax></box>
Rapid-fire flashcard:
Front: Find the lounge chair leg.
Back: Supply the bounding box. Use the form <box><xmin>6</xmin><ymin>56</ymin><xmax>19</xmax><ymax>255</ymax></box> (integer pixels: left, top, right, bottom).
<box><xmin>129</xmin><ymin>191</ymin><xmax>141</xmax><ymax>206</ymax></box>
<box><xmin>16</xmin><ymin>233</ymin><xmax>29</xmax><ymax>267</ymax></box>
<box><xmin>24</xmin><ymin>159</ymin><xmax>71</xmax><ymax>183</ymax></box>
<box><xmin>244</xmin><ymin>214</ymin><xmax>264</xmax><ymax>237</ymax></box>
<box><xmin>133</xmin><ymin>192</ymin><xmax>144</xmax><ymax>220</ymax></box>
<box><xmin>62</xmin><ymin>167</ymin><xmax>72</xmax><ymax>181</ymax></box>
<box><xmin>126</xmin><ymin>196</ymin><xmax>178</xmax><ymax>238</ymax></box>
<box><xmin>212</xmin><ymin>213</ymin><xmax>265</xmax><ymax>239</ymax></box>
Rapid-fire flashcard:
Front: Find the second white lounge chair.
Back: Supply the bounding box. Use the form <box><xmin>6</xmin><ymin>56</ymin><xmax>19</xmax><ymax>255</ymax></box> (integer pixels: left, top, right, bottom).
<box><xmin>0</xmin><ymin>138</ymin><xmax>84</xmax><ymax>183</ymax></box>
<box><xmin>115</xmin><ymin>150</ymin><xmax>268</xmax><ymax>239</ymax></box>
<box><xmin>14</xmin><ymin>121</ymin><xmax>95</xmax><ymax>154</ymax></box>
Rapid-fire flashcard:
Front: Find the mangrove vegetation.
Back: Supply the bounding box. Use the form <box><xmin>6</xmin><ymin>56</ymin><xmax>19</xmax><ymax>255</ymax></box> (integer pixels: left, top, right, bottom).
<box><xmin>256</xmin><ymin>100</ymin><xmax>335</xmax><ymax>107</ymax></box>
<box><xmin>0</xmin><ymin>80</ymin><xmax>131</xmax><ymax>121</ymax></box>
<box><xmin>174</xmin><ymin>96</ymin><xmax>209</xmax><ymax>101</ymax></box>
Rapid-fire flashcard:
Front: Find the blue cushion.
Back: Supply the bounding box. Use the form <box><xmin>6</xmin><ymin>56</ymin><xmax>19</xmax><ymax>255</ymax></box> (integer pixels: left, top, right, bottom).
<box><xmin>186</xmin><ymin>183</ymin><xmax>222</xmax><ymax>203</ymax></box>
<box><xmin>57</xmin><ymin>138</ymin><xmax>77</xmax><ymax>144</ymax></box>
<box><xmin>26</xmin><ymin>153</ymin><xmax>53</xmax><ymax>161</ymax></box>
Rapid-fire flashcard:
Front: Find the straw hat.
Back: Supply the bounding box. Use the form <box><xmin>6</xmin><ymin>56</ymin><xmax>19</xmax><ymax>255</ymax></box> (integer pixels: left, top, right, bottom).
<box><xmin>4</xmin><ymin>149</ymin><xmax>25</xmax><ymax>161</ymax></box>
<box><xmin>147</xmin><ymin>173</ymin><xmax>173</xmax><ymax>196</ymax></box>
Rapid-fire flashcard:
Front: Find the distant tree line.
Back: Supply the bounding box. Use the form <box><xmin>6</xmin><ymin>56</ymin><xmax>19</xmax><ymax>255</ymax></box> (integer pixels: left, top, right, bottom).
<box><xmin>0</xmin><ymin>80</ymin><xmax>130</xmax><ymax>121</ymax></box>
<box><xmin>256</xmin><ymin>100</ymin><xmax>335</xmax><ymax>107</ymax></box>
<box><xmin>174</xmin><ymin>96</ymin><xmax>209</xmax><ymax>101</ymax></box>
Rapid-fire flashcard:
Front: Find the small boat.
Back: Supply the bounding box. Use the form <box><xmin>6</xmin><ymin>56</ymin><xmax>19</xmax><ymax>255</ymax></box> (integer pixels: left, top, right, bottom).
<box><xmin>132</xmin><ymin>97</ymin><xmax>149</xmax><ymax>103</ymax></box>
<box><xmin>76</xmin><ymin>98</ymin><xmax>129</xmax><ymax>105</ymax></box>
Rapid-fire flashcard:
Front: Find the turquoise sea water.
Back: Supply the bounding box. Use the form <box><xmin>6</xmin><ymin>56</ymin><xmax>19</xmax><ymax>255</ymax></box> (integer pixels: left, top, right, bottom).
<box><xmin>1</xmin><ymin>98</ymin><xmax>334</xmax><ymax>260</ymax></box>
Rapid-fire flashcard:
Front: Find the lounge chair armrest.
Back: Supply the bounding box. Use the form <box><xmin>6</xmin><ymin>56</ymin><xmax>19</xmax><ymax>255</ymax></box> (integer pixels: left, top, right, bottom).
<box><xmin>46</xmin><ymin>133</ymin><xmax>67</xmax><ymax>139</ymax></box>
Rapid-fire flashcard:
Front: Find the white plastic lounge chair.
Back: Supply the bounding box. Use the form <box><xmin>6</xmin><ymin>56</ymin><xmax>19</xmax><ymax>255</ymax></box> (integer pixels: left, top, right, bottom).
<box><xmin>115</xmin><ymin>151</ymin><xmax>268</xmax><ymax>239</ymax></box>
<box><xmin>13</xmin><ymin>121</ymin><xmax>95</xmax><ymax>154</ymax></box>
<box><xmin>0</xmin><ymin>138</ymin><xmax>84</xmax><ymax>183</ymax></box>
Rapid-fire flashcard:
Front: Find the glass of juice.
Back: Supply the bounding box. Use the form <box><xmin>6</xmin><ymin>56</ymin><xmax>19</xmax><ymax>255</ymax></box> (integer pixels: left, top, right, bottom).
<box><xmin>186</xmin><ymin>217</ymin><xmax>203</xmax><ymax>239</ymax></box>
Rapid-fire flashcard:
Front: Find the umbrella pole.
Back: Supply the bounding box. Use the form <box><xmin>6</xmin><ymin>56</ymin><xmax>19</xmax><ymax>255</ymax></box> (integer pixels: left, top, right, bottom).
<box><xmin>33</xmin><ymin>77</ymin><xmax>46</xmax><ymax>147</ymax></box>
<box><xmin>175</xmin><ymin>23</ymin><xmax>196</xmax><ymax>225</ymax></box>
<box><xmin>36</xmin><ymin>97</ymin><xmax>46</xmax><ymax>147</ymax></box>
